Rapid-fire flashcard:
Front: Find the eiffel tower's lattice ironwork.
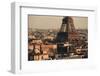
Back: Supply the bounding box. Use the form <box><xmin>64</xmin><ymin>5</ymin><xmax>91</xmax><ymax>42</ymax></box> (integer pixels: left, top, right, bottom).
<box><xmin>56</xmin><ymin>16</ymin><xmax>80</xmax><ymax>44</ymax></box>
<box><xmin>56</xmin><ymin>16</ymin><xmax>78</xmax><ymax>43</ymax></box>
<box><xmin>60</xmin><ymin>16</ymin><xmax>76</xmax><ymax>33</ymax></box>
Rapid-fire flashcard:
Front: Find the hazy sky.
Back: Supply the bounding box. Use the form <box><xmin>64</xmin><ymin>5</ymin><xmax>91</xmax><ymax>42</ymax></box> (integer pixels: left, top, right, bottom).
<box><xmin>28</xmin><ymin>15</ymin><xmax>88</xmax><ymax>30</ymax></box>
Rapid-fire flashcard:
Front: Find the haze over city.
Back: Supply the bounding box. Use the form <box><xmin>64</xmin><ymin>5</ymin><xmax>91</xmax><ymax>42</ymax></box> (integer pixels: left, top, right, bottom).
<box><xmin>28</xmin><ymin>15</ymin><xmax>88</xmax><ymax>30</ymax></box>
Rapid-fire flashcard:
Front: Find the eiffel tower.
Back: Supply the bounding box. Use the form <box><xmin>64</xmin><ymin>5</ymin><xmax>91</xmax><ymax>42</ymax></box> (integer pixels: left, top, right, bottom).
<box><xmin>60</xmin><ymin>16</ymin><xmax>75</xmax><ymax>32</ymax></box>
<box><xmin>56</xmin><ymin>16</ymin><xmax>74</xmax><ymax>43</ymax></box>
<box><xmin>56</xmin><ymin>16</ymin><xmax>78</xmax><ymax>55</ymax></box>
<box><xmin>56</xmin><ymin>16</ymin><xmax>79</xmax><ymax>43</ymax></box>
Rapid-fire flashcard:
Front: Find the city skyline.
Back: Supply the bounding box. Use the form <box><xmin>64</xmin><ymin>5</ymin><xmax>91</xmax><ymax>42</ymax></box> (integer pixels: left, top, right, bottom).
<box><xmin>28</xmin><ymin>16</ymin><xmax>88</xmax><ymax>61</ymax></box>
